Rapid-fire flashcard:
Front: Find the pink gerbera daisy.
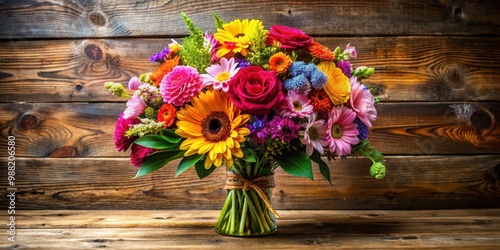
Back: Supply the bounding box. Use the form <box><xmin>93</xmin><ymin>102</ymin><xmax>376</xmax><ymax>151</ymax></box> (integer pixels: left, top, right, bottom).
<box><xmin>160</xmin><ymin>65</ymin><xmax>203</xmax><ymax>107</ymax></box>
<box><xmin>201</xmin><ymin>57</ymin><xmax>239</xmax><ymax>92</ymax></box>
<box><xmin>327</xmin><ymin>106</ymin><xmax>359</xmax><ymax>157</ymax></box>
<box><xmin>300</xmin><ymin>112</ymin><xmax>328</xmax><ymax>156</ymax></box>
<box><xmin>347</xmin><ymin>77</ymin><xmax>377</xmax><ymax>127</ymax></box>
<box><xmin>279</xmin><ymin>90</ymin><xmax>314</xmax><ymax>119</ymax></box>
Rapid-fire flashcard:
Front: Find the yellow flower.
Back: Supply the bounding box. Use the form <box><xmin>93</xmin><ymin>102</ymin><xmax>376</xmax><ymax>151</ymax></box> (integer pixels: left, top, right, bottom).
<box><xmin>176</xmin><ymin>89</ymin><xmax>251</xmax><ymax>169</ymax></box>
<box><xmin>214</xmin><ymin>19</ymin><xmax>263</xmax><ymax>58</ymax></box>
<box><xmin>317</xmin><ymin>61</ymin><xmax>351</xmax><ymax>105</ymax></box>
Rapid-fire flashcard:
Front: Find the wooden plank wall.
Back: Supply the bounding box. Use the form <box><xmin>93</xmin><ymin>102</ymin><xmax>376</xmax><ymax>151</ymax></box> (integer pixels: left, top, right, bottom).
<box><xmin>0</xmin><ymin>0</ymin><xmax>499</xmax><ymax>210</ymax></box>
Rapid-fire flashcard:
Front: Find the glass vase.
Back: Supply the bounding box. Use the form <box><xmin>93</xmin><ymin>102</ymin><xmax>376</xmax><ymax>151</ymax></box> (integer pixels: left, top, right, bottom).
<box><xmin>215</xmin><ymin>162</ymin><xmax>278</xmax><ymax>236</ymax></box>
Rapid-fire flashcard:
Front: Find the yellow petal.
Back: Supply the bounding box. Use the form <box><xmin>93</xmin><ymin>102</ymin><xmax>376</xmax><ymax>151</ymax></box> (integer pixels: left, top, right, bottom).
<box><xmin>198</xmin><ymin>142</ymin><xmax>214</xmax><ymax>155</ymax></box>
<box><xmin>231</xmin><ymin>148</ymin><xmax>243</xmax><ymax>158</ymax></box>
<box><xmin>225</xmin><ymin>137</ymin><xmax>234</xmax><ymax>148</ymax></box>
<box><xmin>204</xmin><ymin>157</ymin><xmax>213</xmax><ymax>170</ymax></box>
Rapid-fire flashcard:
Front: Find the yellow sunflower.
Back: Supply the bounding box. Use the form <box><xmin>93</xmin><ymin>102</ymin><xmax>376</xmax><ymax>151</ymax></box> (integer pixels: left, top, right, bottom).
<box><xmin>214</xmin><ymin>19</ymin><xmax>263</xmax><ymax>58</ymax></box>
<box><xmin>317</xmin><ymin>61</ymin><xmax>351</xmax><ymax>105</ymax></box>
<box><xmin>176</xmin><ymin>89</ymin><xmax>251</xmax><ymax>169</ymax></box>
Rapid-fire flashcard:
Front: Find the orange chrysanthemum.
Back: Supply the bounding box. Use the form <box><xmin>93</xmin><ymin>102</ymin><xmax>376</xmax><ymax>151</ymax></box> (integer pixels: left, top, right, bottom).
<box><xmin>150</xmin><ymin>56</ymin><xmax>180</xmax><ymax>87</ymax></box>
<box><xmin>308</xmin><ymin>41</ymin><xmax>335</xmax><ymax>61</ymax></box>
<box><xmin>157</xmin><ymin>104</ymin><xmax>177</xmax><ymax>128</ymax></box>
<box><xmin>269</xmin><ymin>52</ymin><xmax>293</xmax><ymax>74</ymax></box>
<box><xmin>308</xmin><ymin>89</ymin><xmax>333</xmax><ymax>115</ymax></box>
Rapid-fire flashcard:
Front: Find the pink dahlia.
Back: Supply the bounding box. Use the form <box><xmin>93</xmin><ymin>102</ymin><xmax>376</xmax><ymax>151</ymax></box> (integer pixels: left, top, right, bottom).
<box><xmin>130</xmin><ymin>143</ymin><xmax>155</xmax><ymax>168</ymax></box>
<box><xmin>201</xmin><ymin>57</ymin><xmax>239</xmax><ymax>92</ymax></box>
<box><xmin>160</xmin><ymin>65</ymin><xmax>203</xmax><ymax>106</ymax></box>
<box><xmin>300</xmin><ymin>112</ymin><xmax>328</xmax><ymax>156</ymax></box>
<box><xmin>279</xmin><ymin>90</ymin><xmax>314</xmax><ymax>119</ymax></box>
<box><xmin>327</xmin><ymin>106</ymin><xmax>359</xmax><ymax>157</ymax></box>
<box><xmin>347</xmin><ymin>77</ymin><xmax>377</xmax><ymax>127</ymax></box>
<box><xmin>114</xmin><ymin>113</ymin><xmax>140</xmax><ymax>152</ymax></box>
<box><xmin>123</xmin><ymin>95</ymin><xmax>147</xmax><ymax>119</ymax></box>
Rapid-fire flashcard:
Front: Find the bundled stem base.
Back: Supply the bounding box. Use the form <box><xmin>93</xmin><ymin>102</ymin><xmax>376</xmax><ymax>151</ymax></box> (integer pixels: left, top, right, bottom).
<box><xmin>215</xmin><ymin>169</ymin><xmax>277</xmax><ymax>236</ymax></box>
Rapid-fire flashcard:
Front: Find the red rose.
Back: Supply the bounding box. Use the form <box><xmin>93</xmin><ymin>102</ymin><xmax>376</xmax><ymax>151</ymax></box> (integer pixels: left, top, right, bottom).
<box><xmin>227</xmin><ymin>66</ymin><xmax>285</xmax><ymax>116</ymax></box>
<box><xmin>265</xmin><ymin>25</ymin><xmax>313</xmax><ymax>49</ymax></box>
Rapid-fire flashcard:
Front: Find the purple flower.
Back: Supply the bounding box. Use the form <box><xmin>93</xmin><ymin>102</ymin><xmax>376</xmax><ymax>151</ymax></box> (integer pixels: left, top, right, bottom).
<box><xmin>114</xmin><ymin>113</ymin><xmax>139</xmax><ymax>152</ymax></box>
<box><xmin>130</xmin><ymin>143</ymin><xmax>155</xmax><ymax>168</ymax></box>
<box><xmin>247</xmin><ymin>115</ymin><xmax>269</xmax><ymax>144</ymax></box>
<box><xmin>235</xmin><ymin>57</ymin><xmax>251</xmax><ymax>68</ymax></box>
<box><xmin>336</xmin><ymin>60</ymin><xmax>352</xmax><ymax>78</ymax></box>
<box><xmin>150</xmin><ymin>47</ymin><xmax>170</xmax><ymax>63</ymax></box>
<box><xmin>268</xmin><ymin>116</ymin><xmax>302</xmax><ymax>143</ymax></box>
<box><xmin>354</xmin><ymin>117</ymin><xmax>369</xmax><ymax>140</ymax></box>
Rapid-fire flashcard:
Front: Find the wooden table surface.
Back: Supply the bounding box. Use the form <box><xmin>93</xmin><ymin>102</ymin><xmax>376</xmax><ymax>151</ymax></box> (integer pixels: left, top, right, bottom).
<box><xmin>2</xmin><ymin>209</ymin><xmax>499</xmax><ymax>249</ymax></box>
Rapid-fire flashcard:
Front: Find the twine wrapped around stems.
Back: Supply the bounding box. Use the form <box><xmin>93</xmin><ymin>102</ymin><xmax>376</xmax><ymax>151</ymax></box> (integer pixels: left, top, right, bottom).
<box><xmin>224</xmin><ymin>172</ymin><xmax>280</xmax><ymax>218</ymax></box>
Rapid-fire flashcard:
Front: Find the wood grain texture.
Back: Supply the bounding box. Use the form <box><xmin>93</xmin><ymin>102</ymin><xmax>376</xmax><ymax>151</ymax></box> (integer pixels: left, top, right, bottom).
<box><xmin>1</xmin><ymin>209</ymin><xmax>499</xmax><ymax>249</ymax></box>
<box><xmin>0</xmin><ymin>0</ymin><xmax>499</xmax><ymax>39</ymax></box>
<box><xmin>1</xmin><ymin>36</ymin><xmax>499</xmax><ymax>102</ymax></box>
<box><xmin>1</xmin><ymin>156</ymin><xmax>498</xmax><ymax>210</ymax></box>
<box><xmin>1</xmin><ymin>102</ymin><xmax>498</xmax><ymax>158</ymax></box>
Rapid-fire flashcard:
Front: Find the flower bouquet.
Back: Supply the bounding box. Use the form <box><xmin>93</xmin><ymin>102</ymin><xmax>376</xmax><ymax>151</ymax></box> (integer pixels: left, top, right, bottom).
<box><xmin>105</xmin><ymin>13</ymin><xmax>385</xmax><ymax>236</ymax></box>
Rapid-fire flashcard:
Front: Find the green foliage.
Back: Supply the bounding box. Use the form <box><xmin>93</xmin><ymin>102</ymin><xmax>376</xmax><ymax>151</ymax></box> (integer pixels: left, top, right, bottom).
<box><xmin>213</xmin><ymin>13</ymin><xmax>225</xmax><ymax>29</ymax></box>
<box><xmin>241</xmin><ymin>147</ymin><xmax>258</xmax><ymax>163</ymax></box>
<box><xmin>246</xmin><ymin>28</ymin><xmax>273</xmax><ymax>68</ymax></box>
<box><xmin>310</xmin><ymin>150</ymin><xmax>332</xmax><ymax>185</ymax></box>
<box><xmin>134</xmin><ymin>150</ymin><xmax>185</xmax><ymax>178</ymax></box>
<box><xmin>179</xmin><ymin>13</ymin><xmax>212</xmax><ymax>73</ymax></box>
<box><xmin>176</xmin><ymin>153</ymin><xmax>204</xmax><ymax>177</ymax></box>
<box><xmin>275</xmin><ymin>150</ymin><xmax>313</xmax><ymax>180</ymax></box>
<box><xmin>195</xmin><ymin>159</ymin><xmax>217</xmax><ymax>179</ymax></box>
<box><xmin>134</xmin><ymin>129</ymin><xmax>182</xmax><ymax>149</ymax></box>
<box><xmin>353</xmin><ymin>66</ymin><xmax>375</xmax><ymax>79</ymax></box>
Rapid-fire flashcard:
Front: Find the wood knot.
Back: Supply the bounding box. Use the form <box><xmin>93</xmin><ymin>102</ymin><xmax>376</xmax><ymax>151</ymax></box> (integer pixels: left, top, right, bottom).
<box><xmin>445</xmin><ymin>64</ymin><xmax>467</xmax><ymax>90</ymax></box>
<box><xmin>18</xmin><ymin>113</ymin><xmax>41</xmax><ymax>130</ymax></box>
<box><xmin>470</xmin><ymin>109</ymin><xmax>493</xmax><ymax>131</ymax></box>
<box><xmin>49</xmin><ymin>146</ymin><xmax>77</xmax><ymax>158</ymax></box>
<box><xmin>452</xmin><ymin>6</ymin><xmax>463</xmax><ymax>19</ymax></box>
<box><xmin>84</xmin><ymin>44</ymin><xmax>103</xmax><ymax>61</ymax></box>
<box><xmin>89</xmin><ymin>12</ymin><xmax>106</xmax><ymax>26</ymax></box>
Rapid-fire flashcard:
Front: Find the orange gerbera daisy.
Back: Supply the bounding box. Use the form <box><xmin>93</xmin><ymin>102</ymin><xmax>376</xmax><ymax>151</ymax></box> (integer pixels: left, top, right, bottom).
<box><xmin>156</xmin><ymin>104</ymin><xmax>176</xmax><ymax>128</ymax></box>
<box><xmin>308</xmin><ymin>41</ymin><xmax>335</xmax><ymax>61</ymax></box>
<box><xmin>269</xmin><ymin>52</ymin><xmax>293</xmax><ymax>74</ymax></box>
<box><xmin>150</xmin><ymin>56</ymin><xmax>180</xmax><ymax>86</ymax></box>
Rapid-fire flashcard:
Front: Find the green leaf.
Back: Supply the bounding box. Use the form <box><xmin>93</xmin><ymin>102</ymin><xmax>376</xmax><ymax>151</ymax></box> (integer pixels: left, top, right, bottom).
<box><xmin>160</xmin><ymin>129</ymin><xmax>182</xmax><ymax>144</ymax></box>
<box><xmin>134</xmin><ymin>135</ymin><xmax>177</xmax><ymax>150</ymax></box>
<box><xmin>176</xmin><ymin>153</ymin><xmax>204</xmax><ymax>177</ymax></box>
<box><xmin>213</xmin><ymin>12</ymin><xmax>225</xmax><ymax>29</ymax></box>
<box><xmin>241</xmin><ymin>147</ymin><xmax>257</xmax><ymax>163</ymax></box>
<box><xmin>134</xmin><ymin>150</ymin><xmax>184</xmax><ymax>178</ymax></box>
<box><xmin>194</xmin><ymin>159</ymin><xmax>216</xmax><ymax>179</ymax></box>
<box><xmin>275</xmin><ymin>151</ymin><xmax>313</xmax><ymax>180</ymax></box>
<box><xmin>310</xmin><ymin>151</ymin><xmax>332</xmax><ymax>185</ymax></box>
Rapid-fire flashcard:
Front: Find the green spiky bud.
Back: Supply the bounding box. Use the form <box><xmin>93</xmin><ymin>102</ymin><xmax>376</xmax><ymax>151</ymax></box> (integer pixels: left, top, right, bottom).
<box><xmin>353</xmin><ymin>66</ymin><xmax>375</xmax><ymax>78</ymax></box>
<box><xmin>104</xmin><ymin>82</ymin><xmax>129</xmax><ymax>98</ymax></box>
<box><xmin>144</xmin><ymin>107</ymin><xmax>156</xmax><ymax>119</ymax></box>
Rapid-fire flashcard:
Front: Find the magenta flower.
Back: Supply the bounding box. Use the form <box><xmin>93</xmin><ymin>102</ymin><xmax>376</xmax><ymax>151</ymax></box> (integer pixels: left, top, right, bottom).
<box><xmin>347</xmin><ymin>77</ymin><xmax>377</xmax><ymax>127</ymax></box>
<box><xmin>130</xmin><ymin>143</ymin><xmax>155</xmax><ymax>168</ymax></box>
<box><xmin>300</xmin><ymin>112</ymin><xmax>328</xmax><ymax>156</ymax></box>
<box><xmin>123</xmin><ymin>95</ymin><xmax>147</xmax><ymax>119</ymax></box>
<box><xmin>114</xmin><ymin>113</ymin><xmax>139</xmax><ymax>152</ymax></box>
<box><xmin>327</xmin><ymin>106</ymin><xmax>359</xmax><ymax>157</ymax></box>
<box><xmin>279</xmin><ymin>90</ymin><xmax>314</xmax><ymax>119</ymax></box>
<box><xmin>269</xmin><ymin>116</ymin><xmax>302</xmax><ymax>143</ymax></box>
<box><xmin>160</xmin><ymin>65</ymin><xmax>203</xmax><ymax>107</ymax></box>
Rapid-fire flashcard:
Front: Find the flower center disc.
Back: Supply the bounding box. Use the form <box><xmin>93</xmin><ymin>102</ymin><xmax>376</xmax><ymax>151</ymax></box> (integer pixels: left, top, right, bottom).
<box><xmin>216</xmin><ymin>72</ymin><xmax>230</xmax><ymax>82</ymax></box>
<box><xmin>308</xmin><ymin>126</ymin><xmax>319</xmax><ymax>140</ymax></box>
<box><xmin>202</xmin><ymin>111</ymin><xmax>231</xmax><ymax>141</ymax></box>
<box><xmin>293</xmin><ymin>101</ymin><xmax>302</xmax><ymax>111</ymax></box>
<box><xmin>331</xmin><ymin>123</ymin><xmax>343</xmax><ymax>139</ymax></box>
